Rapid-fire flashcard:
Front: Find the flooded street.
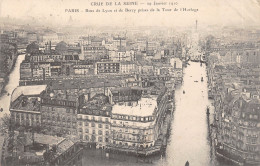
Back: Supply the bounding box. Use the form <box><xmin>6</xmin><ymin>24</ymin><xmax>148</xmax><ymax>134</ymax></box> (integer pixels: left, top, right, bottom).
<box><xmin>83</xmin><ymin>61</ymin><xmax>219</xmax><ymax>166</ymax></box>
<box><xmin>0</xmin><ymin>54</ymin><xmax>25</xmax><ymax>118</ymax></box>
<box><xmin>0</xmin><ymin>54</ymin><xmax>220</xmax><ymax>166</ymax></box>
<box><xmin>162</xmin><ymin>61</ymin><xmax>216</xmax><ymax>166</ymax></box>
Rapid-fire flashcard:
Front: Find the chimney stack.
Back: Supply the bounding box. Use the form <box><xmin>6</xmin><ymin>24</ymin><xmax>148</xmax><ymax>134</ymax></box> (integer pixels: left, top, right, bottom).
<box><xmin>49</xmin><ymin>41</ymin><xmax>52</xmax><ymax>57</ymax></box>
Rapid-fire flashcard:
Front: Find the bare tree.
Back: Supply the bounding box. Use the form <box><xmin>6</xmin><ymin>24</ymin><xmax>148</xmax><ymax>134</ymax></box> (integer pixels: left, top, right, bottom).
<box><xmin>0</xmin><ymin>113</ymin><xmax>11</xmax><ymax>135</ymax></box>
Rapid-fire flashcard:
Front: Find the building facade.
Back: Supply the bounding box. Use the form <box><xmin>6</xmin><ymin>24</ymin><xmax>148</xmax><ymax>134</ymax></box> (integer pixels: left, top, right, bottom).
<box><xmin>81</xmin><ymin>45</ymin><xmax>108</xmax><ymax>60</ymax></box>
<box><xmin>77</xmin><ymin>94</ymin><xmax>112</xmax><ymax>149</ymax></box>
<box><xmin>10</xmin><ymin>85</ymin><xmax>47</xmax><ymax>129</ymax></box>
<box><xmin>40</xmin><ymin>90</ymin><xmax>78</xmax><ymax>137</ymax></box>
<box><xmin>95</xmin><ymin>62</ymin><xmax>120</xmax><ymax>75</ymax></box>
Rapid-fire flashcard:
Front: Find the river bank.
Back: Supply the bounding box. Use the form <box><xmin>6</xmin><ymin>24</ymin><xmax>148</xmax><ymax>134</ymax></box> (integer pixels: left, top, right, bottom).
<box><xmin>0</xmin><ymin>55</ymin><xmax>18</xmax><ymax>98</ymax></box>
<box><xmin>0</xmin><ymin>54</ymin><xmax>25</xmax><ymax>116</ymax></box>
<box><xmin>162</xmin><ymin>61</ymin><xmax>218</xmax><ymax>166</ymax></box>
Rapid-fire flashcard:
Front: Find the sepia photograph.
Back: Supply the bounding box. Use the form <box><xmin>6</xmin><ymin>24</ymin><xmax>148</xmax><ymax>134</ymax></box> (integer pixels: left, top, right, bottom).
<box><xmin>0</xmin><ymin>0</ymin><xmax>260</xmax><ymax>165</ymax></box>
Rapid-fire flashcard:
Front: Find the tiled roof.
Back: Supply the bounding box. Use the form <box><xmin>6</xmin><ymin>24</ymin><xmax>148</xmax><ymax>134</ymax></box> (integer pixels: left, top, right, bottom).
<box><xmin>49</xmin><ymin>78</ymin><xmax>122</xmax><ymax>90</ymax></box>
<box><xmin>55</xmin><ymin>139</ymin><xmax>74</xmax><ymax>157</ymax></box>
<box><xmin>11</xmin><ymin>96</ymin><xmax>40</xmax><ymax>112</ymax></box>
<box><xmin>34</xmin><ymin>133</ymin><xmax>65</xmax><ymax>146</ymax></box>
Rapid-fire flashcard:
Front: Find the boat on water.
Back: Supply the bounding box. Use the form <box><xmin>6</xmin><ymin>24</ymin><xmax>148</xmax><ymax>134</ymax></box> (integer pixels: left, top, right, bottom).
<box><xmin>194</xmin><ymin>80</ymin><xmax>198</xmax><ymax>82</ymax></box>
<box><xmin>185</xmin><ymin>161</ymin><xmax>189</xmax><ymax>166</ymax></box>
<box><xmin>206</xmin><ymin>106</ymin><xmax>210</xmax><ymax>115</ymax></box>
<box><xmin>201</xmin><ymin>77</ymin><xmax>204</xmax><ymax>82</ymax></box>
<box><xmin>183</xmin><ymin>90</ymin><xmax>185</xmax><ymax>94</ymax></box>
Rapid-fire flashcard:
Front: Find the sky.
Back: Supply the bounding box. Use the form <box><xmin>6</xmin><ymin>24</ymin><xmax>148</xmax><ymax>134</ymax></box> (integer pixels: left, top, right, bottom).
<box><xmin>0</xmin><ymin>0</ymin><xmax>260</xmax><ymax>28</ymax></box>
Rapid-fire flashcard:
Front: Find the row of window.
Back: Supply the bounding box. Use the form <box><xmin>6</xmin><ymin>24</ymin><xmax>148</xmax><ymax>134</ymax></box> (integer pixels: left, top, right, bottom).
<box><xmin>42</xmin><ymin>115</ymin><xmax>77</xmax><ymax>122</ymax></box>
<box><xmin>43</xmin><ymin>121</ymin><xmax>76</xmax><ymax>128</ymax></box>
<box><xmin>97</xmin><ymin>63</ymin><xmax>119</xmax><ymax>66</ymax></box>
<box><xmin>78</xmin><ymin>128</ymin><xmax>109</xmax><ymax>135</ymax></box>
<box><xmin>98</xmin><ymin>70</ymin><xmax>119</xmax><ymax>73</ymax></box>
<box><xmin>78</xmin><ymin>121</ymin><xmax>109</xmax><ymax>129</ymax></box>
<box><xmin>42</xmin><ymin>99</ymin><xmax>76</xmax><ymax>107</ymax></box>
<box><xmin>246</xmin><ymin>137</ymin><xmax>258</xmax><ymax>144</ymax></box>
<box><xmin>18</xmin><ymin>120</ymin><xmax>41</xmax><ymax>126</ymax></box>
<box><xmin>248</xmin><ymin>114</ymin><xmax>258</xmax><ymax>119</ymax></box>
<box><xmin>84</xmin><ymin>47</ymin><xmax>106</xmax><ymax>50</ymax></box>
<box><xmin>112</xmin><ymin>115</ymin><xmax>154</xmax><ymax>122</ymax></box>
<box><xmin>98</xmin><ymin>66</ymin><xmax>119</xmax><ymax>69</ymax></box>
<box><xmin>112</xmin><ymin>128</ymin><xmax>152</xmax><ymax>135</ymax></box>
<box><xmin>78</xmin><ymin>110</ymin><xmax>110</xmax><ymax>116</ymax></box>
<box><xmin>79</xmin><ymin>135</ymin><xmax>109</xmax><ymax>143</ymax></box>
<box><xmin>12</xmin><ymin>113</ymin><xmax>40</xmax><ymax>119</ymax></box>
<box><xmin>78</xmin><ymin>115</ymin><xmax>109</xmax><ymax>122</ymax></box>
<box><xmin>112</xmin><ymin>141</ymin><xmax>153</xmax><ymax>148</ymax></box>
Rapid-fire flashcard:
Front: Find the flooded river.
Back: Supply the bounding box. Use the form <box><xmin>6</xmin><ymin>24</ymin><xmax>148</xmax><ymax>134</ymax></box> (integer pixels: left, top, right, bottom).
<box><xmin>80</xmin><ymin>61</ymin><xmax>219</xmax><ymax>166</ymax></box>
<box><xmin>0</xmin><ymin>54</ymin><xmax>220</xmax><ymax>165</ymax></box>
<box><xmin>162</xmin><ymin>61</ymin><xmax>217</xmax><ymax>166</ymax></box>
<box><xmin>0</xmin><ymin>54</ymin><xmax>25</xmax><ymax>118</ymax></box>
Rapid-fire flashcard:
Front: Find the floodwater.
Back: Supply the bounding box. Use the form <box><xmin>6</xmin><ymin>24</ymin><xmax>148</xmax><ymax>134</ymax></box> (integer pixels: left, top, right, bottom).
<box><xmin>0</xmin><ymin>53</ymin><xmax>220</xmax><ymax>165</ymax></box>
<box><xmin>161</xmin><ymin>61</ymin><xmax>217</xmax><ymax>166</ymax></box>
<box><xmin>0</xmin><ymin>54</ymin><xmax>25</xmax><ymax>118</ymax></box>
<box><xmin>80</xmin><ymin>61</ymin><xmax>219</xmax><ymax>166</ymax></box>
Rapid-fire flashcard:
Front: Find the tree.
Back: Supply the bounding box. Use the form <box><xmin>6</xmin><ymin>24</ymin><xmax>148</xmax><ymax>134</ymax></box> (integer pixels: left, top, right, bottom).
<box><xmin>0</xmin><ymin>113</ymin><xmax>12</xmax><ymax>135</ymax></box>
<box><xmin>1</xmin><ymin>114</ymin><xmax>16</xmax><ymax>154</ymax></box>
<box><xmin>0</xmin><ymin>44</ymin><xmax>16</xmax><ymax>73</ymax></box>
<box><xmin>26</xmin><ymin>42</ymin><xmax>39</xmax><ymax>54</ymax></box>
<box><xmin>55</xmin><ymin>41</ymin><xmax>68</xmax><ymax>54</ymax></box>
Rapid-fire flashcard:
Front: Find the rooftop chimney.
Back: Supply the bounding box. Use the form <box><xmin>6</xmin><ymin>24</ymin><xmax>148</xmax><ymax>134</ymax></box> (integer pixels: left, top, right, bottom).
<box><xmin>49</xmin><ymin>41</ymin><xmax>52</xmax><ymax>57</ymax></box>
